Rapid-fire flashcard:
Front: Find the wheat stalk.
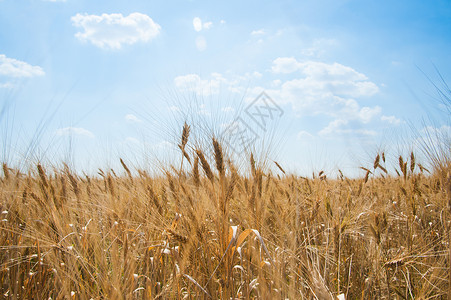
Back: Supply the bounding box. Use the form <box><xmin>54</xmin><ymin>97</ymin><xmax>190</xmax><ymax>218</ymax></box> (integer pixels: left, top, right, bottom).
<box><xmin>196</xmin><ymin>149</ymin><xmax>214</xmax><ymax>183</ymax></box>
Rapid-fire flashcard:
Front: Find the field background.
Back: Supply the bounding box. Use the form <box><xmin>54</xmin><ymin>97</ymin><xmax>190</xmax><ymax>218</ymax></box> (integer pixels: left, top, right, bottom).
<box><xmin>1</xmin><ymin>131</ymin><xmax>450</xmax><ymax>299</ymax></box>
<box><xmin>1</xmin><ymin>1</ymin><xmax>450</xmax><ymax>298</ymax></box>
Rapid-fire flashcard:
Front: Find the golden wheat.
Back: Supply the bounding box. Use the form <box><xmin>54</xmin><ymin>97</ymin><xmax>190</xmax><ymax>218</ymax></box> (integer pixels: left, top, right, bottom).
<box><xmin>0</xmin><ymin>138</ymin><xmax>449</xmax><ymax>299</ymax></box>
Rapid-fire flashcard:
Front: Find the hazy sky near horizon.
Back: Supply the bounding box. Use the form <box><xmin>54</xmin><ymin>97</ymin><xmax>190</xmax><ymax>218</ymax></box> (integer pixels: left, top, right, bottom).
<box><xmin>0</xmin><ymin>0</ymin><xmax>450</xmax><ymax>175</ymax></box>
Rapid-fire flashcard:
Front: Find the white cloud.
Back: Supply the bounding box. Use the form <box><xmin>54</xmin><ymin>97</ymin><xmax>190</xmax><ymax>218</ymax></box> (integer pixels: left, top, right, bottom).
<box><xmin>174</xmin><ymin>72</ymin><xmax>256</xmax><ymax>96</ymax></box>
<box><xmin>56</xmin><ymin>127</ymin><xmax>94</xmax><ymax>138</ymax></box>
<box><xmin>272</xmin><ymin>58</ymin><xmax>371</xmax><ymax>84</ymax></box>
<box><xmin>174</xmin><ymin>73</ymin><xmax>224</xmax><ymax>96</ymax></box>
<box><xmin>0</xmin><ymin>54</ymin><xmax>45</xmax><ymax>78</ymax></box>
<box><xmin>251</xmin><ymin>29</ymin><xmax>265</xmax><ymax>36</ymax></box>
<box><xmin>301</xmin><ymin>38</ymin><xmax>337</xmax><ymax>58</ymax></box>
<box><xmin>71</xmin><ymin>13</ymin><xmax>161</xmax><ymax>49</ymax></box>
<box><xmin>271</xmin><ymin>79</ymin><xmax>282</xmax><ymax>87</ymax></box>
<box><xmin>267</xmin><ymin>58</ymin><xmax>379</xmax><ymax>121</ymax></box>
<box><xmin>172</xmin><ymin>60</ymin><xmax>385</xmax><ymax>144</ymax></box>
<box><xmin>271</xmin><ymin>57</ymin><xmax>299</xmax><ymax>74</ymax></box>
<box><xmin>203</xmin><ymin>21</ymin><xmax>213</xmax><ymax>29</ymax></box>
<box><xmin>319</xmin><ymin>119</ymin><xmax>377</xmax><ymax>137</ymax></box>
<box><xmin>174</xmin><ymin>61</ymin><xmax>380</xmax><ymax>127</ymax></box>
<box><xmin>266</xmin><ymin>58</ymin><xmax>384</xmax><ymax>139</ymax></box>
<box><xmin>195</xmin><ymin>36</ymin><xmax>207</xmax><ymax>51</ymax></box>
<box><xmin>174</xmin><ymin>74</ymin><xmax>205</xmax><ymax>92</ymax></box>
<box><xmin>251</xmin><ymin>71</ymin><xmax>262</xmax><ymax>78</ymax></box>
<box><xmin>355</xmin><ymin>105</ymin><xmax>381</xmax><ymax>123</ymax></box>
<box><xmin>125</xmin><ymin>114</ymin><xmax>142</xmax><ymax>123</ymax></box>
<box><xmin>193</xmin><ymin>17</ymin><xmax>202</xmax><ymax>32</ymax></box>
<box><xmin>193</xmin><ymin>17</ymin><xmax>212</xmax><ymax>32</ymax></box>
<box><xmin>335</xmin><ymin>98</ymin><xmax>359</xmax><ymax>115</ymax></box>
<box><xmin>381</xmin><ymin>115</ymin><xmax>402</xmax><ymax>125</ymax></box>
<box><xmin>319</xmin><ymin>119</ymin><xmax>348</xmax><ymax>136</ymax></box>
<box><xmin>273</xmin><ymin>58</ymin><xmax>367</xmax><ymax>78</ymax></box>
<box><xmin>297</xmin><ymin>130</ymin><xmax>313</xmax><ymax>139</ymax></box>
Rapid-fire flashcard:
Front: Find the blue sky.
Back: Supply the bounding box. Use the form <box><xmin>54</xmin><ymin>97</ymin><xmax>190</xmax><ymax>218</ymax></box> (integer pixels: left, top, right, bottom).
<box><xmin>0</xmin><ymin>0</ymin><xmax>450</xmax><ymax>175</ymax></box>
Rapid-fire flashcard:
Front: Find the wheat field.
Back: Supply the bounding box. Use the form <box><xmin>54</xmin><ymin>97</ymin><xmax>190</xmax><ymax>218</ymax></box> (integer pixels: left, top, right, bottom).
<box><xmin>0</xmin><ymin>126</ymin><xmax>450</xmax><ymax>299</ymax></box>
